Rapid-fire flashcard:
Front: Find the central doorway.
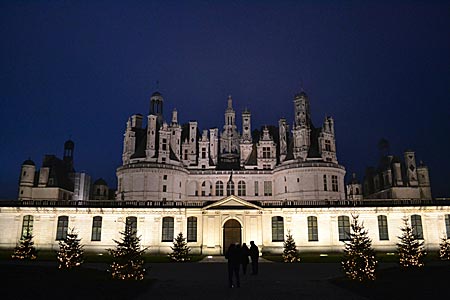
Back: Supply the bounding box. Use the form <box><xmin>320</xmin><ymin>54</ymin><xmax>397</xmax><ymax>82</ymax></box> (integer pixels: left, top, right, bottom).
<box><xmin>223</xmin><ymin>219</ymin><xmax>242</xmax><ymax>254</ymax></box>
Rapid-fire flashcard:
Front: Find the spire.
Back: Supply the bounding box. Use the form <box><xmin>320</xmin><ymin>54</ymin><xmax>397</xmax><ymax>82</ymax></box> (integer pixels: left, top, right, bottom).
<box><xmin>227</xmin><ymin>95</ymin><xmax>233</xmax><ymax>109</ymax></box>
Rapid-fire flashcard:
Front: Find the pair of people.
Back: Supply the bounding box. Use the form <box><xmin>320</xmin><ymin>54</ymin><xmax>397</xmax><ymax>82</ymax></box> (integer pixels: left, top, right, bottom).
<box><xmin>225</xmin><ymin>241</ymin><xmax>259</xmax><ymax>288</ymax></box>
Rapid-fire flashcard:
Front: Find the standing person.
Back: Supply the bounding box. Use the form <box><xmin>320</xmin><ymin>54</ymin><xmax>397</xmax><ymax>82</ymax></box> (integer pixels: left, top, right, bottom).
<box><xmin>241</xmin><ymin>243</ymin><xmax>250</xmax><ymax>275</ymax></box>
<box><xmin>249</xmin><ymin>241</ymin><xmax>259</xmax><ymax>275</ymax></box>
<box><xmin>225</xmin><ymin>243</ymin><xmax>241</xmax><ymax>288</ymax></box>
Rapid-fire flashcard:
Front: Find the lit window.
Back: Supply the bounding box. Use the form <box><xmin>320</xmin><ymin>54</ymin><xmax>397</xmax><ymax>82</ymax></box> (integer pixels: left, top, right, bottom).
<box><xmin>264</xmin><ymin>181</ymin><xmax>272</xmax><ymax>196</ymax></box>
<box><xmin>215</xmin><ymin>181</ymin><xmax>224</xmax><ymax>196</ymax></box>
<box><xmin>56</xmin><ymin>216</ymin><xmax>69</xmax><ymax>240</ymax></box>
<box><xmin>272</xmin><ymin>216</ymin><xmax>284</xmax><ymax>242</ymax></box>
<box><xmin>91</xmin><ymin>216</ymin><xmax>102</xmax><ymax>241</ymax></box>
<box><xmin>332</xmin><ymin>175</ymin><xmax>338</xmax><ymax>192</ymax></box>
<box><xmin>338</xmin><ymin>216</ymin><xmax>350</xmax><ymax>241</ymax></box>
<box><xmin>21</xmin><ymin>215</ymin><xmax>33</xmax><ymax>238</ymax></box>
<box><xmin>263</xmin><ymin>147</ymin><xmax>271</xmax><ymax>158</ymax></box>
<box><xmin>377</xmin><ymin>215</ymin><xmax>389</xmax><ymax>241</ymax></box>
<box><xmin>227</xmin><ymin>180</ymin><xmax>234</xmax><ymax>196</ymax></box>
<box><xmin>162</xmin><ymin>217</ymin><xmax>174</xmax><ymax>242</ymax></box>
<box><xmin>126</xmin><ymin>216</ymin><xmax>137</xmax><ymax>237</ymax></box>
<box><xmin>411</xmin><ymin>215</ymin><xmax>423</xmax><ymax>239</ymax></box>
<box><xmin>238</xmin><ymin>181</ymin><xmax>246</xmax><ymax>196</ymax></box>
<box><xmin>187</xmin><ymin>217</ymin><xmax>197</xmax><ymax>242</ymax></box>
<box><xmin>307</xmin><ymin>216</ymin><xmax>318</xmax><ymax>241</ymax></box>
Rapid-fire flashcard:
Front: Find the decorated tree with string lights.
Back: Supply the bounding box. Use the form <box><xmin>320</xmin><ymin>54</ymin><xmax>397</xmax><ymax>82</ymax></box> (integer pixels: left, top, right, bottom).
<box><xmin>341</xmin><ymin>215</ymin><xmax>377</xmax><ymax>281</ymax></box>
<box><xmin>282</xmin><ymin>230</ymin><xmax>300</xmax><ymax>262</ymax></box>
<box><xmin>169</xmin><ymin>232</ymin><xmax>191</xmax><ymax>262</ymax></box>
<box><xmin>57</xmin><ymin>228</ymin><xmax>84</xmax><ymax>269</ymax></box>
<box><xmin>107</xmin><ymin>225</ymin><xmax>147</xmax><ymax>280</ymax></box>
<box><xmin>11</xmin><ymin>229</ymin><xmax>37</xmax><ymax>260</ymax></box>
<box><xmin>439</xmin><ymin>236</ymin><xmax>450</xmax><ymax>261</ymax></box>
<box><xmin>397</xmin><ymin>217</ymin><xmax>426</xmax><ymax>268</ymax></box>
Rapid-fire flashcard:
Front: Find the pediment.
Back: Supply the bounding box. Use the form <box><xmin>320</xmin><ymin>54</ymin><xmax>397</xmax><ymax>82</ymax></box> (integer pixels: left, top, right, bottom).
<box><xmin>203</xmin><ymin>195</ymin><xmax>261</xmax><ymax>210</ymax></box>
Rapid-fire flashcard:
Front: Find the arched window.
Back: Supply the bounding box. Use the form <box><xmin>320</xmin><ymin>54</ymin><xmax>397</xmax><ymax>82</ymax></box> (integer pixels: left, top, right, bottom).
<box><xmin>162</xmin><ymin>217</ymin><xmax>174</xmax><ymax>242</ymax></box>
<box><xmin>227</xmin><ymin>180</ymin><xmax>234</xmax><ymax>196</ymax></box>
<box><xmin>187</xmin><ymin>216</ymin><xmax>197</xmax><ymax>242</ymax></box>
<box><xmin>91</xmin><ymin>216</ymin><xmax>102</xmax><ymax>241</ymax></box>
<box><xmin>215</xmin><ymin>181</ymin><xmax>224</xmax><ymax>196</ymax></box>
<box><xmin>271</xmin><ymin>216</ymin><xmax>284</xmax><ymax>242</ymax></box>
<box><xmin>56</xmin><ymin>216</ymin><xmax>69</xmax><ymax>240</ymax></box>
<box><xmin>307</xmin><ymin>216</ymin><xmax>318</xmax><ymax>241</ymax></box>
<box><xmin>338</xmin><ymin>216</ymin><xmax>350</xmax><ymax>241</ymax></box>
<box><xmin>201</xmin><ymin>181</ymin><xmax>206</xmax><ymax>196</ymax></box>
<box><xmin>237</xmin><ymin>181</ymin><xmax>246</xmax><ymax>196</ymax></box>
<box><xmin>21</xmin><ymin>215</ymin><xmax>33</xmax><ymax>238</ymax></box>
<box><xmin>377</xmin><ymin>215</ymin><xmax>389</xmax><ymax>240</ymax></box>
<box><xmin>411</xmin><ymin>214</ymin><xmax>423</xmax><ymax>239</ymax></box>
<box><xmin>125</xmin><ymin>216</ymin><xmax>137</xmax><ymax>237</ymax></box>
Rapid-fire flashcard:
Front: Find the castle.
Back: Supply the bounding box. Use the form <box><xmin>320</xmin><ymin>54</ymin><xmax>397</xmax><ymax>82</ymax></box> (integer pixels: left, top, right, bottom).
<box><xmin>1</xmin><ymin>89</ymin><xmax>448</xmax><ymax>255</ymax></box>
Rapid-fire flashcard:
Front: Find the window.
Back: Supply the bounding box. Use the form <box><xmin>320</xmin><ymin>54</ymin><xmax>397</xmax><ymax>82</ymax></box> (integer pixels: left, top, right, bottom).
<box><xmin>187</xmin><ymin>217</ymin><xmax>197</xmax><ymax>242</ymax></box>
<box><xmin>238</xmin><ymin>181</ymin><xmax>246</xmax><ymax>196</ymax></box>
<box><xmin>445</xmin><ymin>215</ymin><xmax>450</xmax><ymax>239</ymax></box>
<box><xmin>411</xmin><ymin>215</ymin><xmax>423</xmax><ymax>239</ymax></box>
<box><xmin>162</xmin><ymin>217</ymin><xmax>174</xmax><ymax>242</ymax></box>
<box><xmin>254</xmin><ymin>181</ymin><xmax>259</xmax><ymax>196</ymax></box>
<box><xmin>91</xmin><ymin>216</ymin><xmax>102</xmax><ymax>241</ymax></box>
<box><xmin>307</xmin><ymin>216</ymin><xmax>318</xmax><ymax>241</ymax></box>
<box><xmin>215</xmin><ymin>181</ymin><xmax>224</xmax><ymax>196</ymax></box>
<box><xmin>332</xmin><ymin>175</ymin><xmax>338</xmax><ymax>192</ymax></box>
<box><xmin>202</xmin><ymin>148</ymin><xmax>206</xmax><ymax>159</ymax></box>
<box><xmin>163</xmin><ymin>175</ymin><xmax>167</xmax><ymax>180</ymax></box>
<box><xmin>263</xmin><ymin>164</ymin><xmax>271</xmax><ymax>169</ymax></box>
<box><xmin>162</xmin><ymin>138</ymin><xmax>167</xmax><ymax>150</ymax></box>
<box><xmin>323</xmin><ymin>175</ymin><xmax>328</xmax><ymax>191</ymax></box>
<box><xmin>263</xmin><ymin>147</ymin><xmax>271</xmax><ymax>158</ymax></box>
<box><xmin>264</xmin><ymin>181</ymin><xmax>272</xmax><ymax>196</ymax></box>
<box><xmin>272</xmin><ymin>216</ymin><xmax>284</xmax><ymax>242</ymax></box>
<box><xmin>56</xmin><ymin>216</ymin><xmax>69</xmax><ymax>240</ymax></box>
<box><xmin>125</xmin><ymin>216</ymin><xmax>137</xmax><ymax>237</ymax></box>
<box><xmin>377</xmin><ymin>215</ymin><xmax>389</xmax><ymax>240</ymax></box>
<box><xmin>184</xmin><ymin>149</ymin><xmax>188</xmax><ymax>160</ymax></box>
<box><xmin>338</xmin><ymin>216</ymin><xmax>350</xmax><ymax>241</ymax></box>
<box><xmin>325</xmin><ymin>140</ymin><xmax>331</xmax><ymax>151</ymax></box>
<box><xmin>21</xmin><ymin>215</ymin><xmax>33</xmax><ymax>238</ymax></box>
<box><xmin>227</xmin><ymin>180</ymin><xmax>234</xmax><ymax>196</ymax></box>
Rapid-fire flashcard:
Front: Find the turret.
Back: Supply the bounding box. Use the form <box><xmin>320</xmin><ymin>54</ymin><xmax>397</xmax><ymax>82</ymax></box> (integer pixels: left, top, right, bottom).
<box><xmin>278</xmin><ymin>118</ymin><xmax>288</xmax><ymax>163</ymax></box>
<box><xmin>18</xmin><ymin>159</ymin><xmax>36</xmax><ymax>200</ymax></box>
<box><xmin>404</xmin><ymin>150</ymin><xmax>418</xmax><ymax>187</ymax></box>
<box><xmin>240</xmin><ymin>108</ymin><xmax>253</xmax><ymax>165</ymax></box>
<box><xmin>292</xmin><ymin>91</ymin><xmax>311</xmax><ymax>160</ymax></box>
<box><xmin>63</xmin><ymin>139</ymin><xmax>74</xmax><ymax>172</ymax></box>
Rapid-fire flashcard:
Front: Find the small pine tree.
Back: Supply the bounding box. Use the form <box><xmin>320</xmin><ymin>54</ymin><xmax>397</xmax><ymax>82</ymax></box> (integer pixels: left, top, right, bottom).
<box><xmin>107</xmin><ymin>226</ymin><xmax>147</xmax><ymax>280</ymax></box>
<box><xmin>341</xmin><ymin>215</ymin><xmax>377</xmax><ymax>281</ymax></box>
<box><xmin>57</xmin><ymin>228</ymin><xmax>84</xmax><ymax>270</ymax></box>
<box><xmin>11</xmin><ymin>229</ymin><xmax>37</xmax><ymax>260</ymax></box>
<box><xmin>397</xmin><ymin>217</ymin><xmax>426</xmax><ymax>268</ymax></box>
<box><xmin>282</xmin><ymin>230</ymin><xmax>300</xmax><ymax>262</ymax></box>
<box><xmin>169</xmin><ymin>232</ymin><xmax>191</xmax><ymax>262</ymax></box>
<box><xmin>439</xmin><ymin>237</ymin><xmax>450</xmax><ymax>261</ymax></box>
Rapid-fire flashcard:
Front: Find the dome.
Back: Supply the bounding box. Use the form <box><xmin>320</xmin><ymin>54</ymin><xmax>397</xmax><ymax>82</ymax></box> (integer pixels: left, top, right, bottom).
<box><xmin>94</xmin><ymin>178</ymin><xmax>108</xmax><ymax>186</ymax></box>
<box><xmin>151</xmin><ymin>91</ymin><xmax>162</xmax><ymax>97</ymax></box>
<box><xmin>22</xmin><ymin>159</ymin><xmax>35</xmax><ymax>166</ymax></box>
<box><xmin>64</xmin><ymin>139</ymin><xmax>75</xmax><ymax>149</ymax></box>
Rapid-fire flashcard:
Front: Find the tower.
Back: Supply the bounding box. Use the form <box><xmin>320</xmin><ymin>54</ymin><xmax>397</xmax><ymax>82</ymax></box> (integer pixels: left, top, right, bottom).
<box><xmin>169</xmin><ymin>108</ymin><xmax>182</xmax><ymax>161</ymax></box>
<box><xmin>220</xmin><ymin>95</ymin><xmax>240</xmax><ymax>155</ymax></box>
<box><xmin>63</xmin><ymin>140</ymin><xmax>74</xmax><ymax>172</ymax></box>
<box><xmin>292</xmin><ymin>91</ymin><xmax>311</xmax><ymax>160</ymax></box>
<box><xmin>18</xmin><ymin>159</ymin><xmax>36</xmax><ymax>200</ymax></box>
<box><xmin>150</xmin><ymin>91</ymin><xmax>164</xmax><ymax>121</ymax></box>
<box><xmin>404</xmin><ymin>150</ymin><xmax>418</xmax><ymax>187</ymax></box>
<box><xmin>278</xmin><ymin>118</ymin><xmax>288</xmax><ymax>163</ymax></box>
<box><xmin>240</xmin><ymin>108</ymin><xmax>253</xmax><ymax>165</ymax></box>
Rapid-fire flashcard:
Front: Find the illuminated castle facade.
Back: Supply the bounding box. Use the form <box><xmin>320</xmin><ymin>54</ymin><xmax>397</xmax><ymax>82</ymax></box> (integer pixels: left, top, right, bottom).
<box><xmin>1</xmin><ymin>90</ymin><xmax>448</xmax><ymax>255</ymax></box>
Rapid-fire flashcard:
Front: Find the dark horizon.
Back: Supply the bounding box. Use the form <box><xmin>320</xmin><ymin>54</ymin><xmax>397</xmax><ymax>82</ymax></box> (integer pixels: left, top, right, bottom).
<box><xmin>1</xmin><ymin>0</ymin><xmax>449</xmax><ymax>199</ymax></box>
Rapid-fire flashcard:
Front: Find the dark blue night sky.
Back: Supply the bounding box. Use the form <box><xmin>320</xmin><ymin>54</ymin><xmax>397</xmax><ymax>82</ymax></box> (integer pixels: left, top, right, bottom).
<box><xmin>1</xmin><ymin>0</ymin><xmax>449</xmax><ymax>199</ymax></box>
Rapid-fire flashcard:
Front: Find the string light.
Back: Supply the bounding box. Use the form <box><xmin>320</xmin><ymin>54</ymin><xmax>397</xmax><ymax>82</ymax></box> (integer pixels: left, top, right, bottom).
<box><xmin>11</xmin><ymin>229</ymin><xmax>37</xmax><ymax>260</ymax></box>
<box><xmin>169</xmin><ymin>232</ymin><xmax>191</xmax><ymax>262</ymax></box>
<box><xmin>57</xmin><ymin>228</ymin><xmax>84</xmax><ymax>269</ymax></box>
<box><xmin>282</xmin><ymin>230</ymin><xmax>300</xmax><ymax>262</ymax></box>
<box><xmin>439</xmin><ymin>237</ymin><xmax>450</xmax><ymax>261</ymax></box>
<box><xmin>341</xmin><ymin>215</ymin><xmax>377</xmax><ymax>281</ymax></box>
<box><xmin>397</xmin><ymin>217</ymin><xmax>426</xmax><ymax>268</ymax></box>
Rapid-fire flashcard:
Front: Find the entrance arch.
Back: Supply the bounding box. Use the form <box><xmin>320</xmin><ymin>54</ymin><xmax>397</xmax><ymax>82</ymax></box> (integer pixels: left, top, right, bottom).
<box><xmin>223</xmin><ymin>219</ymin><xmax>242</xmax><ymax>254</ymax></box>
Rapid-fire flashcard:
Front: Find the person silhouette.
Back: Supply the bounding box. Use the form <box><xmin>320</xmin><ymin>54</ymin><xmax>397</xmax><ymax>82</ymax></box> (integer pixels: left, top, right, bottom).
<box><xmin>249</xmin><ymin>241</ymin><xmax>259</xmax><ymax>275</ymax></box>
<box><xmin>241</xmin><ymin>243</ymin><xmax>250</xmax><ymax>275</ymax></box>
<box><xmin>225</xmin><ymin>243</ymin><xmax>241</xmax><ymax>287</ymax></box>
